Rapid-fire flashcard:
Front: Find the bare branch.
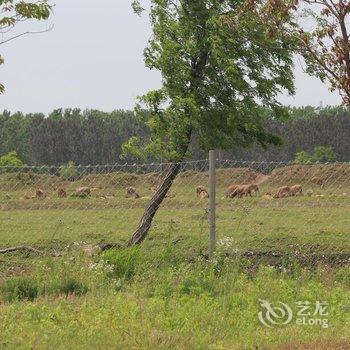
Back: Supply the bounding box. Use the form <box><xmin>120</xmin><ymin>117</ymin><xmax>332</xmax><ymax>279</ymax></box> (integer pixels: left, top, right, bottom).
<box><xmin>0</xmin><ymin>24</ymin><xmax>53</xmax><ymax>45</ymax></box>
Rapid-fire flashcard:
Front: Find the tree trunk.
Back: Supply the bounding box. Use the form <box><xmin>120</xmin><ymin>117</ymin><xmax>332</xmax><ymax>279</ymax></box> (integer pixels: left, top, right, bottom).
<box><xmin>128</xmin><ymin>161</ymin><xmax>182</xmax><ymax>246</ymax></box>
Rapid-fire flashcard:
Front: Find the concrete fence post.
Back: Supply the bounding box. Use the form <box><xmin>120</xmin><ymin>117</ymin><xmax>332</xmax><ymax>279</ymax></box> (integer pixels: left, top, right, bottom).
<box><xmin>209</xmin><ymin>150</ymin><xmax>216</xmax><ymax>257</ymax></box>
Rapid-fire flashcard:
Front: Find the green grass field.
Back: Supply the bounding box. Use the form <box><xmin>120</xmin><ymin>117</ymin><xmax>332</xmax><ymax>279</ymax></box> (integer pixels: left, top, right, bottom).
<box><xmin>0</xmin><ymin>165</ymin><xmax>349</xmax><ymax>349</ymax></box>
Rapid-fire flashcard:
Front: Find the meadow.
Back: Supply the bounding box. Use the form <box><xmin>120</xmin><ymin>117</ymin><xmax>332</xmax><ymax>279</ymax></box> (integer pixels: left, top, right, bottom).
<box><xmin>0</xmin><ymin>163</ymin><xmax>349</xmax><ymax>349</ymax></box>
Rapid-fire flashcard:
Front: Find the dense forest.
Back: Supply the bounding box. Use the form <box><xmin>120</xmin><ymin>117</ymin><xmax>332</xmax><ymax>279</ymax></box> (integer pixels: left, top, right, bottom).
<box><xmin>0</xmin><ymin>106</ymin><xmax>349</xmax><ymax>166</ymax></box>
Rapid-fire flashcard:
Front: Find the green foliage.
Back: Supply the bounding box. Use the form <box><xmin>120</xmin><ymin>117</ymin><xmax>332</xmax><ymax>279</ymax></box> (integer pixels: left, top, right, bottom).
<box><xmin>314</xmin><ymin>146</ymin><xmax>335</xmax><ymax>163</ymax></box>
<box><xmin>295</xmin><ymin>146</ymin><xmax>335</xmax><ymax>164</ymax></box>
<box><xmin>131</xmin><ymin>0</ymin><xmax>144</xmax><ymax>15</ymax></box>
<box><xmin>1</xmin><ymin>108</ymin><xmax>349</xmax><ymax>165</ymax></box>
<box><xmin>127</xmin><ymin>0</ymin><xmax>296</xmax><ymax>161</ymax></box>
<box><xmin>48</xmin><ymin>277</ymin><xmax>89</xmax><ymax>297</ymax></box>
<box><xmin>179</xmin><ymin>274</ymin><xmax>213</xmax><ymax>297</ymax></box>
<box><xmin>0</xmin><ymin>112</ymin><xmax>29</xmax><ymax>161</ymax></box>
<box><xmin>101</xmin><ymin>246</ymin><xmax>141</xmax><ymax>280</ymax></box>
<box><xmin>295</xmin><ymin>150</ymin><xmax>314</xmax><ymax>164</ymax></box>
<box><xmin>0</xmin><ymin>262</ymin><xmax>90</xmax><ymax>303</ymax></box>
<box><xmin>0</xmin><ymin>151</ymin><xmax>24</xmax><ymax>167</ymax></box>
<box><xmin>1</xmin><ymin>276</ymin><xmax>39</xmax><ymax>302</ymax></box>
<box><xmin>59</xmin><ymin>161</ymin><xmax>78</xmax><ymax>181</ymax></box>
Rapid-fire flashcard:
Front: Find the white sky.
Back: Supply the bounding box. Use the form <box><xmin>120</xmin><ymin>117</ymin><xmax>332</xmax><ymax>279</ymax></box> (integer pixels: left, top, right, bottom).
<box><xmin>0</xmin><ymin>0</ymin><xmax>342</xmax><ymax>114</ymax></box>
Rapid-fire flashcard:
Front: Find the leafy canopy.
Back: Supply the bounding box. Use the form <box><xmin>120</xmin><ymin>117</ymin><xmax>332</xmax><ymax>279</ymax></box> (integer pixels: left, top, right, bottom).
<box><xmin>294</xmin><ymin>1</ymin><xmax>350</xmax><ymax>105</ymax></box>
<box><xmin>0</xmin><ymin>0</ymin><xmax>51</xmax><ymax>93</ymax></box>
<box><xmin>126</xmin><ymin>0</ymin><xmax>296</xmax><ymax>161</ymax></box>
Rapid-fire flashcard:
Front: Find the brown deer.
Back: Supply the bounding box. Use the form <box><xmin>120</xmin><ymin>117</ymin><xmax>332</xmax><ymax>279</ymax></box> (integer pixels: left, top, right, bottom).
<box><xmin>225</xmin><ymin>184</ymin><xmax>240</xmax><ymax>198</ymax></box>
<box><xmin>290</xmin><ymin>184</ymin><xmax>303</xmax><ymax>196</ymax></box>
<box><xmin>75</xmin><ymin>187</ymin><xmax>91</xmax><ymax>197</ymax></box>
<box><xmin>311</xmin><ymin>176</ymin><xmax>325</xmax><ymax>188</ymax></box>
<box><xmin>242</xmin><ymin>184</ymin><xmax>260</xmax><ymax>197</ymax></box>
<box><xmin>57</xmin><ymin>188</ymin><xmax>67</xmax><ymax>198</ymax></box>
<box><xmin>198</xmin><ymin>190</ymin><xmax>209</xmax><ymax>199</ymax></box>
<box><xmin>36</xmin><ymin>189</ymin><xmax>46</xmax><ymax>199</ymax></box>
<box><xmin>125</xmin><ymin>187</ymin><xmax>140</xmax><ymax>199</ymax></box>
<box><xmin>274</xmin><ymin>186</ymin><xmax>291</xmax><ymax>198</ymax></box>
<box><xmin>196</xmin><ymin>186</ymin><xmax>207</xmax><ymax>197</ymax></box>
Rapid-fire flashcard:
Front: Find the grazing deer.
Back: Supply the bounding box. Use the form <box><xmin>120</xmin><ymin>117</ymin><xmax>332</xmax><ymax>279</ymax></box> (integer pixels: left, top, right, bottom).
<box><xmin>311</xmin><ymin>176</ymin><xmax>325</xmax><ymax>188</ymax></box>
<box><xmin>125</xmin><ymin>187</ymin><xmax>140</xmax><ymax>199</ymax></box>
<box><xmin>290</xmin><ymin>184</ymin><xmax>303</xmax><ymax>196</ymax></box>
<box><xmin>225</xmin><ymin>184</ymin><xmax>240</xmax><ymax>198</ymax></box>
<box><xmin>274</xmin><ymin>186</ymin><xmax>291</xmax><ymax>198</ymax></box>
<box><xmin>75</xmin><ymin>187</ymin><xmax>91</xmax><ymax>197</ymax></box>
<box><xmin>57</xmin><ymin>188</ymin><xmax>67</xmax><ymax>198</ymax></box>
<box><xmin>242</xmin><ymin>184</ymin><xmax>260</xmax><ymax>197</ymax></box>
<box><xmin>36</xmin><ymin>189</ymin><xmax>46</xmax><ymax>199</ymax></box>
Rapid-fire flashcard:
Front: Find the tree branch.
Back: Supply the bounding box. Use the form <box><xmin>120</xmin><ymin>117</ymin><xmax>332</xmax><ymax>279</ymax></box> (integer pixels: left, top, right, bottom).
<box><xmin>0</xmin><ymin>245</ymin><xmax>42</xmax><ymax>254</ymax></box>
<box><xmin>0</xmin><ymin>24</ymin><xmax>53</xmax><ymax>45</ymax></box>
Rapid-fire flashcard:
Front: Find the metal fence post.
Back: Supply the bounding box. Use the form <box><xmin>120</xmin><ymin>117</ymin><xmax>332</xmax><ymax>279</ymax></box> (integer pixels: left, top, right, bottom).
<box><xmin>209</xmin><ymin>150</ymin><xmax>216</xmax><ymax>257</ymax></box>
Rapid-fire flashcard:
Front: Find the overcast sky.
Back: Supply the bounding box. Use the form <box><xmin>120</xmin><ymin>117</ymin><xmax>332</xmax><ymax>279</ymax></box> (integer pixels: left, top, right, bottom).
<box><xmin>0</xmin><ymin>0</ymin><xmax>342</xmax><ymax>114</ymax></box>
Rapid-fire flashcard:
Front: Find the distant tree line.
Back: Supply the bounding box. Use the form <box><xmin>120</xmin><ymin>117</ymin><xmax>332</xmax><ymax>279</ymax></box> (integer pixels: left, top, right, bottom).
<box><xmin>213</xmin><ymin>106</ymin><xmax>350</xmax><ymax>163</ymax></box>
<box><xmin>0</xmin><ymin>106</ymin><xmax>349</xmax><ymax>166</ymax></box>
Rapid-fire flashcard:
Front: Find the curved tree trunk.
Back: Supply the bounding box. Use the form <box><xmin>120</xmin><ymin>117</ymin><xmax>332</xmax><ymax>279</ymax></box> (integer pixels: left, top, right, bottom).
<box><xmin>128</xmin><ymin>161</ymin><xmax>182</xmax><ymax>246</ymax></box>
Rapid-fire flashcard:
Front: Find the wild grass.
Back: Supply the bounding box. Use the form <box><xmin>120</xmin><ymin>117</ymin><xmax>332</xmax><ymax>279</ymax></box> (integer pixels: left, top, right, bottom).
<box><xmin>0</xmin><ymin>240</ymin><xmax>349</xmax><ymax>349</ymax></box>
<box><xmin>0</xmin><ymin>167</ymin><xmax>349</xmax><ymax>348</ymax></box>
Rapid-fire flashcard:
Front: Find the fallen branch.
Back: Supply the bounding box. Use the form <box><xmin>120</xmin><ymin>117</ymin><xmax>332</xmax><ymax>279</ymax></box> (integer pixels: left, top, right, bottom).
<box><xmin>0</xmin><ymin>246</ymin><xmax>42</xmax><ymax>255</ymax></box>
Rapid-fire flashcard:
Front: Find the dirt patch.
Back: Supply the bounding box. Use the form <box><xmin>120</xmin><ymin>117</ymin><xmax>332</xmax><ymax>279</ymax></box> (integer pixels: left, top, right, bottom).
<box><xmin>1</xmin><ymin>163</ymin><xmax>349</xmax><ymax>194</ymax></box>
<box><xmin>267</xmin><ymin>163</ymin><xmax>350</xmax><ymax>187</ymax></box>
<box><xmin>78</xmin><ymin>172</ymin><xmax>139</xmax><ymax>189</ymax></box>
<box><xmin>0</xmin><ymin>172</ymin><xmax>62</xmax><ymax>191</ymax></box>
<box><xmin>216</xmin><ymin>167</ymin><xmax>265</xmax><ymax>186</ymax></box>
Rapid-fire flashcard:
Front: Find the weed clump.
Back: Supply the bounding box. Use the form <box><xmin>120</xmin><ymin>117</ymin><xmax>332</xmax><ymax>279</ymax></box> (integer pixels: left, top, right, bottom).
<box><xmin>1</xmin><ymin>277</ymin><xmax>39</xmax><ymax>302</ymax></box>
<box><xmin>101</xmin><ymin>246</ymin><xmax>140</xmax><ymax>280</ymax></box>
<box><xmin>1</xmin><ymin>274</ymin><xmax>89</xmax><ymax>302</ymax></box>
<box><xmin>49</xmin><ymin>277</ymin><xmax>89</xmax><ymax>296</ymax></box>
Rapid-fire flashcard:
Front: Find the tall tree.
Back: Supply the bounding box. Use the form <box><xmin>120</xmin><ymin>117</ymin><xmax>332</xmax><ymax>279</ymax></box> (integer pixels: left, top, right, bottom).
<box><xmin>126</xmin><ymin>0</ymin><xmax>296</xmax><ymax>245</ymax></box>
<box><xmin>296</xmin><ymin>1</ymin><xmax>350</xmax><ymax>105</ymax></box>
<box><xmin>0</xmin><ymin>0</ymin><xmax>51</xmax><ymax>93</ymax></box>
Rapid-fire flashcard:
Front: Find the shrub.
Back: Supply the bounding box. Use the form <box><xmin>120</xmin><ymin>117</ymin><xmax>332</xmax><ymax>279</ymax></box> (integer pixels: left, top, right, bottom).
<box><xmin>294</xmin><ymin>146</ymin><xmax>335</xmax><ymax>164</ymax></box>
<box><xmin>294</xmin><ymin>151</ymin><xmax>314</xmax><ymax>164</ymax></box>
<box><xmin>101</xmin><ymin>246</ymin><xmax>140</xmax><ymax>280</ymax></box>
<box><xmin>0</xmin><ymin>151</ymin><xmax>24</xmax><ymax>171</ymax></box>
<box><xmin>1</xmin><ymin>277</ymin><xmax>39</xmax><ymax>302</ymax></box>
<box><xmin>313</xmin><ymin>146</ymin><xmax>335</xmax><ymax>163</ymax></box>
<box><xmin>59</xmin><ymin>161</ymin><xmax>78</xmax><ymax>181</ymax></box>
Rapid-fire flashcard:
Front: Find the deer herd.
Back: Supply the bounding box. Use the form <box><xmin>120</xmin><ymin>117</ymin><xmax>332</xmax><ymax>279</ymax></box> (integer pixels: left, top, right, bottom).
<box><xmin>197</xmin><ymin>182</ymin><xmax>313</xmax><ymax>200</ymax></box>
<box><xmin>24</xmin><ymin>176</ymin><xmax>326</xmax><ymax>201</ymax></box>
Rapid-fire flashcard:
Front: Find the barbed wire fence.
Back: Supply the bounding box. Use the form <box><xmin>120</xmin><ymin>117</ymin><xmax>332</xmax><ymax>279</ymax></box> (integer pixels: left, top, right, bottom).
<box><xmin>0</xmin><ymin>154</ymin><xmax>349</xmax><ymax>263</ymax></box>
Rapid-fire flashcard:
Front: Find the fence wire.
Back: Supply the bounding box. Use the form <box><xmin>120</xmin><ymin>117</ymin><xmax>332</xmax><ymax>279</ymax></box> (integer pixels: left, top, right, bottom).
<box><xmin>0</xmin><ymin>160</ymin><xmax>349</xmax><ymax>264</ymax></box>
